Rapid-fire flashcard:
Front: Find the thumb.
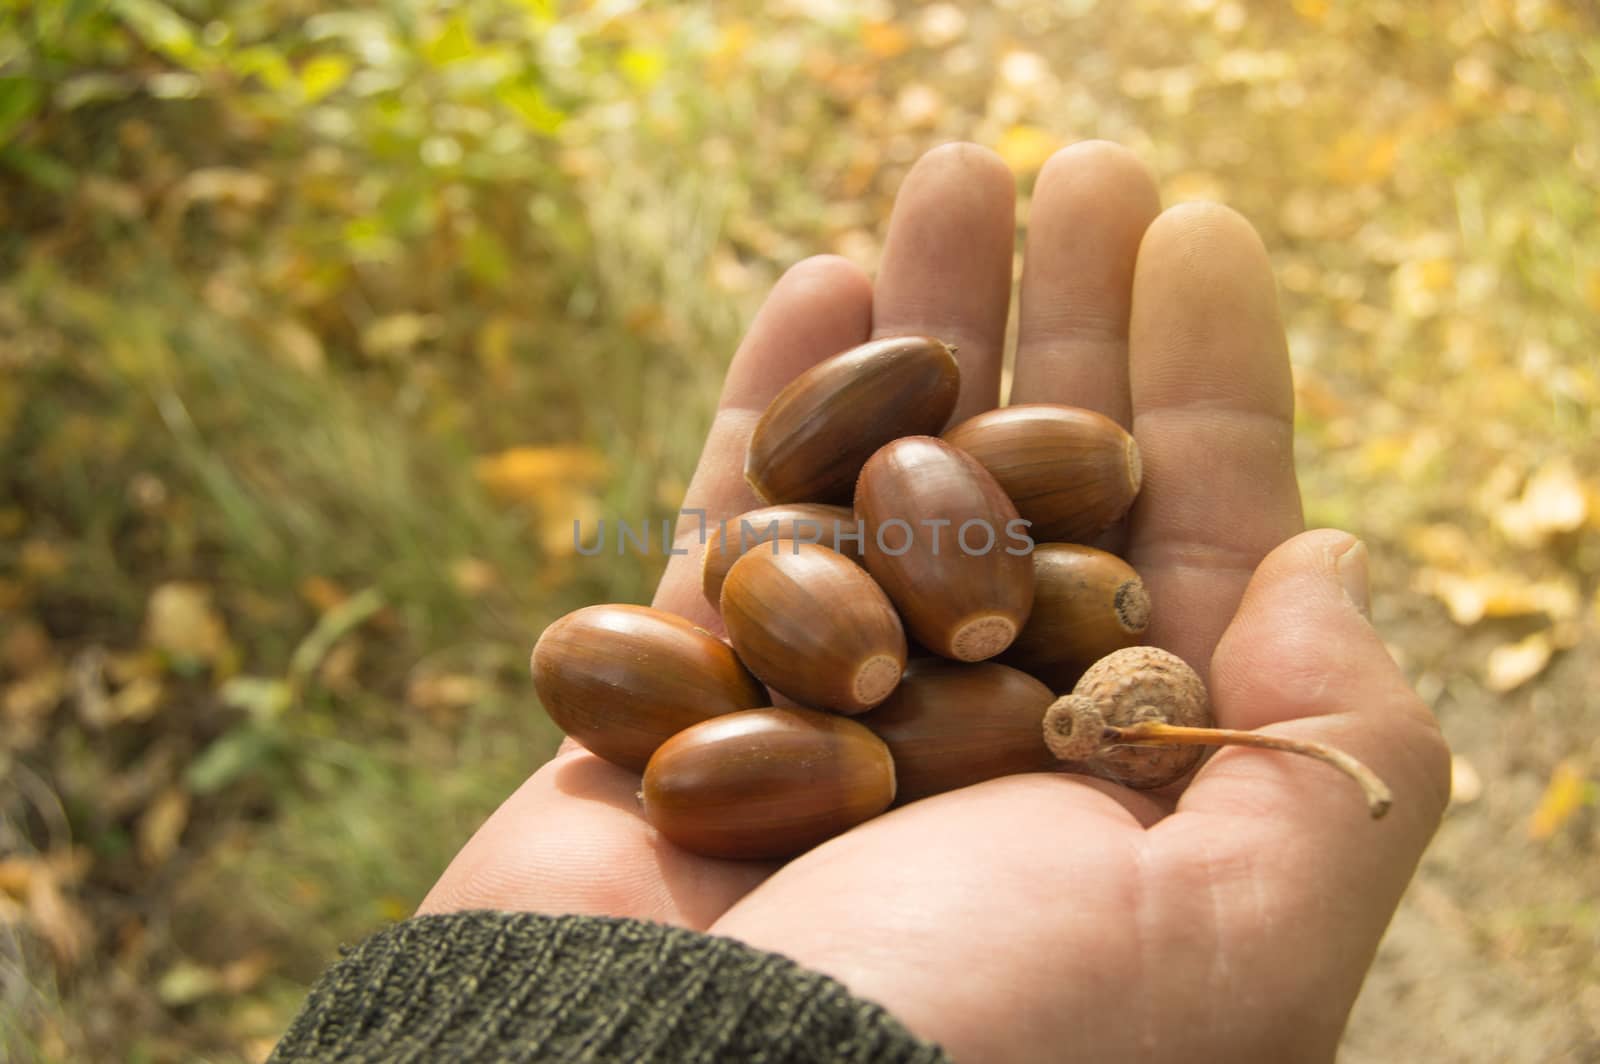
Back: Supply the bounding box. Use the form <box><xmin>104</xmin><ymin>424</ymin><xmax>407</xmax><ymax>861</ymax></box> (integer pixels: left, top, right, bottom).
<box><xmin>1181</xmin><ymin>527</ymin><xmax>1451</xmax><ymax>841</ymax></box>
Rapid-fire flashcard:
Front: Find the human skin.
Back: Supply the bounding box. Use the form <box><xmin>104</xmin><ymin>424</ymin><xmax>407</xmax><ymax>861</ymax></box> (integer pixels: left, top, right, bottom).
<box><xmin>419</xmin><ymin>141</ymin><xmax>1452</xmax><ymax>1062</ymax></box>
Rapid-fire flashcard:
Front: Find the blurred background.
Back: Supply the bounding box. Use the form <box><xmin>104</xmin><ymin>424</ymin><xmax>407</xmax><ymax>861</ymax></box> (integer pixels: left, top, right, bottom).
<box><xmin>1</xmin><ymin>0</ymin><xmax>1597</xmax><ymax>1059</ymax></box>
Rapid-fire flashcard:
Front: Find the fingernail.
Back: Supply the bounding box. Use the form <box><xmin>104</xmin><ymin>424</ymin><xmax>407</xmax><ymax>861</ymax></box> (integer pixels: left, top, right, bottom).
<box><xmin>1335</xmin><ymin>538</ymin><xmax>1372</xmax><ymax>620</ymax></box>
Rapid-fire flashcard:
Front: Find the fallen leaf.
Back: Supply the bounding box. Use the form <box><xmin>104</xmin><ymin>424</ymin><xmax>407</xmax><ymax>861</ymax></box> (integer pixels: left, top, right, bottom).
<box><xmin>298</xmin><ymin>575</ymin><xmax>348</xmax><ymax>615</ymax></box>
<box><xmin>1414</xmin><ymin>569</ymin><xmax>1579</xmax><ymax>626</ymax></box>
<box><xmin>1528</xmin><ymin>760</ymin><xmax>1592</xmax><ymax>840</ymax></box>
<box><xmin>137</xmin><ymin>786</ymin><xmax>190</xmax><ymax>867</ymax></box>
<box><xmin>1449</xmin><ymin>756</ymin><xmax>1482</xmax><ymax>805</ymax></box>
<box><xmin>474</xmin><ymin>445</ymin><xmax>609</xmax><ymax>505</ymax></box>
<box><xmin>1484</xmin><ymin>628</ymin><xmax>1575</xmax><ymax>692</ymax></box>
<box><xmin>1</xmin><ymin>620</ymin><xmax>54</xmax><ymax>675</ymax></box>
<box><xmin>112</xmin><ymin>675</ymin><xmax>164</xmax><ymax>722</ymax></box>
<box><xmin>1494</xmin><ymin>460</ymin><xmax>1589</xmax><ymax>546</ymax></box>
<box><xmin>144</xmin><ymin>582</ymin><xmax>232</xmax><ymax>670</ymax></box>
<box><xmin>994</xmin><ymin>125</ymin><xmax>1061</xmax><ymax>176</ymax></box>
<box><xmin>4</xmin><ymin>666</ymin><xmax>65</xmax><ymax>723</ymax></box>
<box><xmin>450</xmin><ymin>557</ymin><xmax>498</xmax><ymax>596</ymax></box>
<box><xmin>861</xmin><ymin>19</ymin><xmax>910</xmax><ymax>58</ymax></box>
<box><xmin>158</xmin><ymin>959</ymin><xmax>223</xmax><ymax>1006</ymax></box>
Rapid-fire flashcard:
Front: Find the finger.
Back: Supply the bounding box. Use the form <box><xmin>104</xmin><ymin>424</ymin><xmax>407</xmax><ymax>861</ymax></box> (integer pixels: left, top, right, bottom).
<box><xmin>419</xmin><ymin>747</ymin><xmax>776</xmax><ymax>929</ymax></box>
<box><xmin>872</xmin><ymin>142</ymin><xmax>1015</xmax><ymax>423</ymax></box>
<box><xmin>1156</xmin><ymin>530</ymin><xmax>1450</xmax><ymax>1046</ymax></box>
<box><xmin>652</xmin><ymin>255</ymin><xmax>873</xmax><ymax>632</ymax></box>
<box><xmin>1124</xmin><ymin>202</ymin><xmax>1304</xmax><ymax>674</ymax></box>
<box><xmin>1194</xmin><ymin>529</ymin><xmax>1450</xmax><ymax>823</ymax></box>
<box><xmin>1011</xmin><ymin>141</ymin><xmax>1161</xmax><ymax>424</ymax></box>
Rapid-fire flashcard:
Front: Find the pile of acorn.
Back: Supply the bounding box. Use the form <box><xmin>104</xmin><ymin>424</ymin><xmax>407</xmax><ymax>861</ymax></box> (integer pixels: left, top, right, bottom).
<box><xmin>533</xmin><ymin>337</ymin><xmax>1391</xmax><ymax>861</ymax></box>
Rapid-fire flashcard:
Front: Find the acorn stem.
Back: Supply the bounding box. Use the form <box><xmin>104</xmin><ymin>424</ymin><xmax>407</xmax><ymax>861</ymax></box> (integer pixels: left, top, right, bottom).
<box><xmin>1105</xmin><ymin>721</ymin><xmax>1393</xmax><ymax>819</ymax></box>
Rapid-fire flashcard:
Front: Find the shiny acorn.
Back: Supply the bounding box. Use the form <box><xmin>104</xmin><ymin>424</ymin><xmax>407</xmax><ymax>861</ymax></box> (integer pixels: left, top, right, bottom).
<box><xmin>641</xmin><ymin>706</ymin><xmax>897</xmax><ymax>859</ymax></box>
<box><xmin>531</xmin><ymin>604</ymin><xmax>765</xmax><ymax>773</ymax></box>
<box><xmin>746</xmin><ymin>336</ymin><xmax>960</xmax><ymax>504</ymax></box>
<box><xmin>854</xmin><ymin>436</ymin><xmax>1034</xmax><ymax>662</ymax></box>
<box><xmin>944</xmin><ymin>404</ymin><xmax>1141</xmax><ymax>542</ymax></box>
<box><xmin>721</xmin><ymin>540</ymin><xmax>906</xmax><ymax>714</ymax></box>
<box><xmin>859</xmin><ymin>660</ymin><xmax>1057</xmax><ymax>803</ymax></box>
<box><xmin>701</xmin><ymin>503</ymin><xmax>858</xmax><ymax>606</ymax></box>
<box><xmin>1004</xmin><ymin>543</ymin><xmax>1150</xmax><ymax>679</ymax></box>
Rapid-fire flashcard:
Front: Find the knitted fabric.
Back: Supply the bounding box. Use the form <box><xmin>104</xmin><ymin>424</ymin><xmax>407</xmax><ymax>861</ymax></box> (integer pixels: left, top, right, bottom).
<box><xmin>269</xmin><ymin>910</ymin><xmax>952</xmax><ymax>1063</ymax></box>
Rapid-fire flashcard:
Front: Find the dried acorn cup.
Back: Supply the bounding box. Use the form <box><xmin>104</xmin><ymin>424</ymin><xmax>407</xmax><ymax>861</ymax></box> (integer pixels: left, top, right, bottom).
<box><xmin>1043</xmin><ymin>646</ymin><xmax>1393</xmax><ymax>817</ymax></box>
<box><xmin>531</xmin><ymin>604</ymin><xmax>766</xmax><ymax>773</ymax></box>
<box><xmin>855</xmin><ymin>436</ymin><xmax>1034</xmax><ymax>662</ymax></box>
<box><xmin>720</xmin><ymin>540</ymin><xmax>907</xmax><ymax>714</ymax></box>
<box><xmin>746</xmin><ymin>336</ymin><xmax>960</xmax><ymax>504</ymax></box>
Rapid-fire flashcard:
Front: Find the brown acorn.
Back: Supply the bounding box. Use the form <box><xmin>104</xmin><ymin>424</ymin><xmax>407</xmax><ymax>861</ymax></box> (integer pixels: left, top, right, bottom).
<box><xmin>641</xmin><ymin>707</ymin><xmax>897</xmax><ymax>860</ymax></box>
<box><xmin>721</xmin><ymin>540</ymin><xmax>906</xmax><ymax>714</ymax></box>
<box><xmin>701</xmin><ymin>503</ymin><xmax>858</xmax><ymax>606</ymax></box>
<box><xmin>859</xmin><ymin>660</ymin><xmax>1057</xmax><ymax>804</ymax></box>
<box><xmin>531</xmin><ymin>604</ymin><xmax>766</xmax><ymax>773</ymax></box>
<box><xmin>746</xmin><ymin>336</ymin><xmax>960</xmax><ymax>504</ymax></box>
<box><xmin>855</xmin><ymin>436</ymin><xmax>1034</xmax><ymax>662</ymax></box>
<box><xmin>943</xmin><ymin>404</ymin><xmax>1141</xmax><ymax>542</ymax></box>
<box><xmin>1004</xmin><ymin>544</ymin><xmax>1150</xmax><ymax>678</ymax></box>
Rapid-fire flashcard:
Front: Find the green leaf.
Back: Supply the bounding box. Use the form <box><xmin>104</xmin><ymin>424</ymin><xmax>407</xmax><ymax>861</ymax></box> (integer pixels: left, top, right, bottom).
<box><xmin>0</xmin><ymin>77</ymin><xmax>41</xmax><ymax>144</ymax></box>
<box><xmin>425</xmin><ymin>13</ymin><xmax>476</xmax><ymax>66</ymax></box>
<box><xmin>500</xmin><ymin>82</ymin><xmax>564</xmax><ymax>134</ymax></box>
<box><xmin>0</xmin><ymin>144</ymin><xmax>75</xmax><ymax>189</ymax></box>
<box><xmin>111</xmin><ymin>0</ymin><xmax>197</xmax><ymax>63</ymax></box>
<box><xmin>185</xmin><ymin>725</ymin><xmax>280</xmax><ymax>795</ymax></box>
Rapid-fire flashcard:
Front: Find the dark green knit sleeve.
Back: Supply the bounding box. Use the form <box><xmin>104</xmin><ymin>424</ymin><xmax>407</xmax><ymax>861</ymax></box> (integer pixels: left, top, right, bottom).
<box><xmin>269</xmin><ymin>911</ymin><xmax>952</xmax><ymax>1063</ymax></box>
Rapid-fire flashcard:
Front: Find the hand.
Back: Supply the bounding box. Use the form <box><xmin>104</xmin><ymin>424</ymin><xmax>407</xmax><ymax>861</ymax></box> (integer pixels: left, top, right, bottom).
<box><xmin>419</xmin><ymin>142</ymin><xmax>1450</xmax><ymax>1063</ymax></box>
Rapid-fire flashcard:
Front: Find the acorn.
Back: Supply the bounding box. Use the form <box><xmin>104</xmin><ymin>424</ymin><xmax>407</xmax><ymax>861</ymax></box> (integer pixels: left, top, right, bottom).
<box><xmin>720</xmin><ymin>540</ymin><xmax>906</xmax><ymax>714</ymax></box>
<box><xmin>1042</xmin><ymin>646</ymin><xmax>1393</xmax><ymax>817</ymax></box>
<box><xmin>854</xmin><ymin>436</ymin><xmax>1034</xmax><ymax>662</ymax></box>
<box><xmin>746</xmin><ymin>336</ymin><xmax>960</xmax><ymax>504</ymax></box>
<box><xmin>641</xmin><ymin>707</ymin><xmax>897</xmax><ymax>860</ymax></box>
<box><xmin>943</xmin><ymin>404</ymin><xmax>1141</xmax><ymax>542</ymax></box>
<box><xmin>701</xmin><ymin>503</ymin><xmax>859</xmax><ymax>606</ymax></box>
<box><xmin>1004</xmin><ymin>544</ymin><xmax>1150</xmax><ymax>678</ymax></box>
<box><xmin>531</xmin><ymin>604</ymin><xmax>765</xmax><ymax>773</ymax></box>
<box><xmin>859</xmin><ymin>660</ymin><xmax>1057</xmax><ymax>804</ymax></box>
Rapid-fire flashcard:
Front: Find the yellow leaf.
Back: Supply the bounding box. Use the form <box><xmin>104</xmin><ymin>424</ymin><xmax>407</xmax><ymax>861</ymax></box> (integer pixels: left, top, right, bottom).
<box><xmin>1414</xmin><ymin>569</ymin><xmax>1579</xmax><ymax>626</ymax></box>
<box><xmin>137</xmin><ymin>787</ymin><xmax>190</xmax><ymax>867</ymax></box>
<box><xmin>995</xmin><ymin>125</ymin><xmax>1061</xmax><ymax>176</ymax></box>
<box><xmin>1484</xmin><ymin>630</ymin><xmax>1555</xmax><ymax>692</ymax></box>
<box><xmin>20</xmin><ymin>538</ymin><xmax>68</xmax><ymax>579</ymax></box>
<box><xmin>376</xmin><ymin>895</ymin><xmax>412</xmax><ymax>922</ymax></box>
<box><xmin>474</xmin><ymin>446</ymin><xmax>608</xmax><ymax>505</ymax></box>
<box><xmin>1584</xmin><ymin>267</ymin><xmax>1600</xmax><ymax>315</ymax></box>
<box><xmin>1293</xmin><ymin>0</ymin><xmax>1329</xmax><ymax>22</ymax></box>
<box><xmin>1528</xmin><ymin>760</ymin><xmax>1591</xmax><ymax>840</ymax></box>
<box><xmin>862</xmin><ymin>20</ymin><xmax>911</xmax><ymax>58</ymax></box>
<box><xmin>1494</xmin><ymin>460</ymin><xmax>1589</xmax><ymax>547</ymax></box>
<box><xmin>299</xmin><ymin>54</ymin><xmax>350</xmax><ymax>103</ymax></box>
<box><xmin>1449</xmin><ymin>756</ymin><xmax>1482</xmax><ymax>805</ymax></box>
<box><xmin>1404</xmin><ymin>523</ymin><xmax>1480</xmax><ymax>570</ymax></box>
<box><xmin>144</xmin><ymin>582</ymin><xmax>232</xmax><ymax>670</ymax></box>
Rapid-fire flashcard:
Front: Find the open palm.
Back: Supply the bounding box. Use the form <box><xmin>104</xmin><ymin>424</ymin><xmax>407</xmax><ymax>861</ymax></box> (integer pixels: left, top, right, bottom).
<box><xmin>421</xmin><ymin>142</ymin><xmax>1450</xmax><ymax>1062</ymax></box>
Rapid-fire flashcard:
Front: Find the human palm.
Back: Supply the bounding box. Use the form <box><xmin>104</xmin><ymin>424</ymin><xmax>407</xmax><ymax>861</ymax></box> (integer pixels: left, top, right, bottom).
<box><xmin>422</xmin><ymin>142</ymin><xmax>1450</xmax><ymax>1062</ymax></box>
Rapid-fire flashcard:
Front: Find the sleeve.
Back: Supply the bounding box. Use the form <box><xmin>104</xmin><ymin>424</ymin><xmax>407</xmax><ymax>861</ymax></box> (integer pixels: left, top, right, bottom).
<box><xmin>267</xmin><ymin>910</ymin><xmax>953</xmax><ymax>1064</ymax></box>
